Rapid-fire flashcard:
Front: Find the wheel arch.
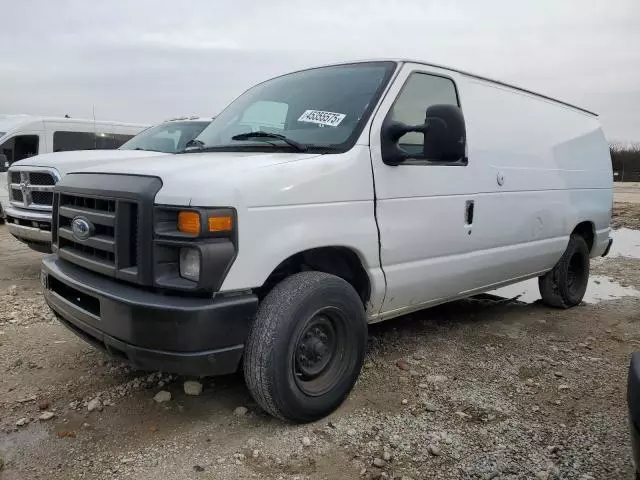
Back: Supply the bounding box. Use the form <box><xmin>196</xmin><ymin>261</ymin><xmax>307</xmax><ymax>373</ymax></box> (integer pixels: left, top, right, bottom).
<box><xmin>571</xmin><ymin>220</ymin><xmax>595</xmax><ymax>252</ymax></box>
<box><xmin>256</xmin><ymin>245</ymin><xmax>372</xmax><ymax>305</ymax></box>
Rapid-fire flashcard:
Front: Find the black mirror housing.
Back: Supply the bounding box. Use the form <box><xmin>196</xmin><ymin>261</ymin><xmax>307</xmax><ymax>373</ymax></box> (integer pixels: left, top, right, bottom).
<box><xmin>423</xmin><ymin>104</ymin><xmax>466</xmax><ymax>162</ymax></box>
<box><xmin>381</xmin><ymin>104</ymin><xmax>467</xmax><ymax>166</ymax></box>
<box><xmin>0</xmin><ymin>153</ymin><xmax>8</xmax><ymax>173</ymax></box>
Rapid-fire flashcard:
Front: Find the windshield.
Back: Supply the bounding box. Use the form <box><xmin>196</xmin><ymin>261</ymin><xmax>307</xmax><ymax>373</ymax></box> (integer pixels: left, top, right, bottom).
<box><xmin>191</xmin><ymin>62</ymin><xmax>396</xmax><ymax>153</ymax></box>
<box><xmin>119</xmin><ymin>121</ymin><xmax>210</xmax><ymax>153</ymax></box>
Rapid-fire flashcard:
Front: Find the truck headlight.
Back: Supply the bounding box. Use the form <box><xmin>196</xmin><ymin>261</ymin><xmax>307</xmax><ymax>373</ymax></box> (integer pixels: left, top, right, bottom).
<box><xmin>179</xmin><ymin>248</ymin><xmax>200</xmax><ymax>281</ymax></box>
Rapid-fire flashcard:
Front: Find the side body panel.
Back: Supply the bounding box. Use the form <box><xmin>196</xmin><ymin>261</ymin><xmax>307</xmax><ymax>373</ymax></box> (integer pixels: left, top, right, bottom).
<box><xmin>369</xmin><ymin>62</ymin><xmax>612</xmax><ymax>320</ymax></box>
<box><xmin>459</xmin><ymin>76</ymin><xmax>612</xmax><ymax>259</ymax></box>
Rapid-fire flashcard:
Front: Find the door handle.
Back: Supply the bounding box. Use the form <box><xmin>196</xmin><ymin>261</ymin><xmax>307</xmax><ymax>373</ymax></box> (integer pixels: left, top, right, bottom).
<box><xmin>465</xmin><ymin>200</ymin><xmax>474</xmax><ymax>226</ymax></box>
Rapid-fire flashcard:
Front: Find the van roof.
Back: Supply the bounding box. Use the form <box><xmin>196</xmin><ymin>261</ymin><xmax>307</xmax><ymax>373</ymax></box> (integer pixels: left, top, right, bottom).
<box><xmin>313</xmin><ymin>59</ymin><xmax>598</xmax><ymax>117</ymax></box>
<box><xmin>0</xmin><ymin>114</ymin><xmax>149</xmax><ymax>133</ymax></box>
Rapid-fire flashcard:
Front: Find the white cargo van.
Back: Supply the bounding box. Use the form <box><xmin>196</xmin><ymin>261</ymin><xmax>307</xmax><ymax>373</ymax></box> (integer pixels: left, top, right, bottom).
<box><xmin>3</xmin><ymin>117</ymin><xmax>212</xmax><ymax>252</ymax></box>
<box><xmin>40</xmin><ymin>60</ymin><xmax>613</xmax><ymax>422</ymax></box>
<box><xmin>0</xmin><ymin>115</ymin><xmax>148</xmax><ymax>223</ymax></box>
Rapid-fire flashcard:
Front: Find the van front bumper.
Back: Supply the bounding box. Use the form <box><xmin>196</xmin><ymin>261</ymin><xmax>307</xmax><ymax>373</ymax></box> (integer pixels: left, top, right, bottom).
<box><xmin>41</xmin><ymin>255</ymin><xmax>258</xmax><ymax>376</ymax></box>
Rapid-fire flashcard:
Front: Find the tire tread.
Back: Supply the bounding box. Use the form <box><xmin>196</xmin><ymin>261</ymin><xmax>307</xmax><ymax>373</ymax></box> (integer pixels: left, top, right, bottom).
<box><xmin>244</xmin><ymin>271</ymin><xmax>364</xmax><ymax>421</ymax></box>
<box><xmin>539</xmin><ymin>234</ymin><xmax>590</xmax><ymax>309</ymax></box>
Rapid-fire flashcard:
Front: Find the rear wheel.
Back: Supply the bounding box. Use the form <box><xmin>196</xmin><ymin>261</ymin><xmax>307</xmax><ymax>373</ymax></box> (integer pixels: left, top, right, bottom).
<box><xmin>243</xmin><ymin>271</ymin><xmax>367</xmax><ymax>423</ymax></box>
<box><xmin>539</xmin><ymin>234</ymin><xmax>590</xmax><ymax>308</ymax></box>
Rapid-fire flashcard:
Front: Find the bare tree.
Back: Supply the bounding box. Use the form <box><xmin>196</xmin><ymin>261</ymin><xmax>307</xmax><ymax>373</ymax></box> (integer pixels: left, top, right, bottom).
<box><xmin>610</xmin><ymin>143</ymin><xmax>640</xmax><ymax>182</ymax></box>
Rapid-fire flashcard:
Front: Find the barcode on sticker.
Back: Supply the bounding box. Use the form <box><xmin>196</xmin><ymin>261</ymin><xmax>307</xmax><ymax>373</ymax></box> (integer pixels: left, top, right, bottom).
<box><xmin>298</xmin><ymin>110</ymin><xmax>346</xmax><ymax>127</ymax></box>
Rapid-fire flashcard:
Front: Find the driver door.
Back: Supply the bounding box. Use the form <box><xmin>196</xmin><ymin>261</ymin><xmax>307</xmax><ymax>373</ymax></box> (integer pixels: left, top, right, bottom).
<box><xmin>369</xmin><ymin>64</ymin><xmax>487</xmax><ymax>318</ymax></box>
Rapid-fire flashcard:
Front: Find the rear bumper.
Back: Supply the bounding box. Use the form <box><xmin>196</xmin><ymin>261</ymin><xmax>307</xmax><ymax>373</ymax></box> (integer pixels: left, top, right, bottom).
<box><xmin>628</xmin><ymin>353</ymin><xmax>640</xmax><ymax>473</ymax></box>
<box><xmin>42</xmin><ymin>255</ymin><xmax>258</xmax><ymax>376</ymax></box>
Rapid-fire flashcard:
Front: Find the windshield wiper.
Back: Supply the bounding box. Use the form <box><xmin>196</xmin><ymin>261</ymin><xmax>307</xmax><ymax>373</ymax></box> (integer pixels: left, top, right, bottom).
<box><xmin>231</xmin><ymin>132</ymin><xmax>308</xmax><ymax>152</ymax></box>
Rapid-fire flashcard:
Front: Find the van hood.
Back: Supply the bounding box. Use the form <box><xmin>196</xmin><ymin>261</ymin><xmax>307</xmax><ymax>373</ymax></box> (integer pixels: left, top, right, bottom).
<box><xmin>11</xmin><ymin>150</ymin><xmax>168</xmax><ymax>176</ymax></box>
<box><xmin>66</xmin><ymin>150</ymin><xmax>324</xmax><ymax>207</ymax></box>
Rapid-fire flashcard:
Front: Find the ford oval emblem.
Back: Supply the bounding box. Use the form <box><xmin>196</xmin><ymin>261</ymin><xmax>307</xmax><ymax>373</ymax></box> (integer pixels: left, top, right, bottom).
<box><xmin>71</xmin><ymin>216</ymin><xmax>93</xmax><ymax>241</ymax></box>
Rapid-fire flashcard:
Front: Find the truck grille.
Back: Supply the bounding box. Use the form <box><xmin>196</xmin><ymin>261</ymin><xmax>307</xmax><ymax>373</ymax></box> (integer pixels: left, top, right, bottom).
<box><xmin>9</xmin><ymin>168</ymin><xmax>59</xmax><ymax>211</ymax></box>
<box><xmin>55</xmin><ymin>193</ymin><xmax>139</xmax><ymax>280</ymax></box>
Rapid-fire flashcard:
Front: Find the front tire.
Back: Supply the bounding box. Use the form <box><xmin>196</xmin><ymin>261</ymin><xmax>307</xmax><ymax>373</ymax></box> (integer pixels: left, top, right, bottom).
<box><xmin>538</xmin><ymin>234</ymin><xmax>590</xmax><ymax>308</ymax></box>
<box><xmin>244</xmin><ymin>271</ymin><xmax>367</xmax><ymax>423</ymax></box>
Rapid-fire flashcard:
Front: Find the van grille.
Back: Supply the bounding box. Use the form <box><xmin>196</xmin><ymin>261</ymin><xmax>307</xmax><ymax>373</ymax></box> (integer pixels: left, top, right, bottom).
<box><xmin>8</xmin><ymin>168</ymin><xmax>59</xmax><ymax>210</ymax></box>
<box><xmin>51</xmin><ymin>173</ymin><xmax>161</xmax><ymax>286</ymax></box>
<box><xmin>55</xmin><ymin>193</ymin><xmax>139</xmax><ymax>280</ymax></box>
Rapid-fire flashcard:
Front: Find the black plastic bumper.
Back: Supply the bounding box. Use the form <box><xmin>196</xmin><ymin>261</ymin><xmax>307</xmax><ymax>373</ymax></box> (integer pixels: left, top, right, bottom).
<box><xmin>42</xmin><ymin>255</ymin><xmax>258</xmax><ymax>376</ymax></box>
<box><xmin>602</xmin><ymin>237</ymin><xmax>613</xmax><ymax>257</ymax></box>
<box><xmin>628</xmin><ymin>353</ymin><xmax>640</xmax><ymax>474</ymax></box>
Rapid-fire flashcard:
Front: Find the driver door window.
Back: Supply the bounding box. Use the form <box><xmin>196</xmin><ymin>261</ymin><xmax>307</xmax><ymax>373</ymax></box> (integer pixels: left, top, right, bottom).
<box><xmin>387</xmin><ymin>73</ymin><xmax>459</xmax><ymax>156</ymax></box>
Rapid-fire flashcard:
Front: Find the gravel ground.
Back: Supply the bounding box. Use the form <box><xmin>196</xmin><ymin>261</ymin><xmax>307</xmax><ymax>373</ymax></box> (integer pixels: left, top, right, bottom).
<box><xmin>612</xmin><ymin>203</ymin><xmax>640</xmax><ymax>230</ymax></box>
<box><xmin>0</xmin><ymin>205</ymin><xmax>639</xmax><ymax>480</ymax></box>
<box><xmin>614</xmin><ymin>183</ymin><xmax>640</xmax><ymax>207</ymax></box>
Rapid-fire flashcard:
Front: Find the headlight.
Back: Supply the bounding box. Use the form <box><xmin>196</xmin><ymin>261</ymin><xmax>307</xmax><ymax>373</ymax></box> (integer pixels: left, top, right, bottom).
<box><xmin>179</xmin><ymin>248</ymin><xmax>200</xmax><ymax>281</ymax></box>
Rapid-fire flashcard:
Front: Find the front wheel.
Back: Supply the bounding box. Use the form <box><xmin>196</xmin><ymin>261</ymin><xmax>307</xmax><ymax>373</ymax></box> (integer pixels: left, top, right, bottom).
<box><xmin>538</xmin><ymin>234</ymin><xmax>590</xmax><ymax>309</ymax></box>
<box><xmin>243</xmin><ymin>271</ymin><xmax>367</xmax><ymax>423</ymax></box>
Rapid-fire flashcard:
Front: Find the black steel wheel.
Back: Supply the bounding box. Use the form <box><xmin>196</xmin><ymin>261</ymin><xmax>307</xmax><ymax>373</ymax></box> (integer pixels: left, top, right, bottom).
<box><xmin>293</xmin><ymin>308</ymin><xmax>350</xmax><ymax>397</ymax></box>
<box><xmin>539</xmin><ymin>234</ymin><xmax>590</xmax><ymax>308</ymax></box>
<box><xmin>244</xmin><ymin>271</ymin><xmax>367</xmax><ymax>423</ymax></box>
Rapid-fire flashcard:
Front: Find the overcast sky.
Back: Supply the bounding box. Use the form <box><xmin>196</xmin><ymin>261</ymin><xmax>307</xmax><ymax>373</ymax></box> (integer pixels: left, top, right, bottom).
<box><xmin>1</xmin><ymin>0</ymin><xmax>638</xmax><ymax>142</ymax></box>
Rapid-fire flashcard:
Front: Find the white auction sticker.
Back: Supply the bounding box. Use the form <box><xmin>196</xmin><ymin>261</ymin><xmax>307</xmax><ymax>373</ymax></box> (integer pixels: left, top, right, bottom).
<box><xmin>298</xmin><ymin>110</ymin><xmax>346</xmax><ymax>127</ymax></box>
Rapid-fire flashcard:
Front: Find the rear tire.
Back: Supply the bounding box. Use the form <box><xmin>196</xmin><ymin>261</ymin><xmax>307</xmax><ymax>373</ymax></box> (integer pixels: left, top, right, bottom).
<box><xmin>538</xmin><ymin>234</ymin><xmax>590</xmax><ymax>308</ymax></box>
<box><xmin>243</xmin><ymin>271</ymin><xmax>367</xmax><ymax>423</ymax></box>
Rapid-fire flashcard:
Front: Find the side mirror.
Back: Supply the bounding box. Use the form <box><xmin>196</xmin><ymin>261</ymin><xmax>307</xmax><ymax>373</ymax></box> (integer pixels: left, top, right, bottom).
<box><xmin>0</xmin><ymin>154</ymin><xmax>8</xmax><ymax>173</ymax></box>
<box><xmin>423</xmin><ymin>104</ymin><xmax>466</xmax><ymax>162</ymax></box>
<box><xmin>381</xmin><ymin>104</ymin><xmax>467</xmax><ymax>165</ymax></box>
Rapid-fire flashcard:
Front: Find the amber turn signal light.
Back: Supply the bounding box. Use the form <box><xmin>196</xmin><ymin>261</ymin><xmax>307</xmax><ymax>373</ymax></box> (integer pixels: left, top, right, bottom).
<box><xmin>178</xmin><ymin>211</ymin><xmax>201</xmax><ymax>234</ymax></box>
<box><xmin>208</xmin><ymin>215</ymin><xmax>233</xmax><ymax>232</ymax></box>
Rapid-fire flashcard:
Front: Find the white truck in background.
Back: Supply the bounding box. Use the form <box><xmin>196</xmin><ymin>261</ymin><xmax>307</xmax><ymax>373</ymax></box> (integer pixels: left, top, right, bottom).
<box><xmin>40</xmin><ymin>60</ymin><xmax>613</xmax><ymax>423</ymax></box>
<box><xmin>0</xmin><ymin>115</ymin><xmax>148</xmax><ymax>226</ymax></box>
<box><xmin>2</xmin><ymin>117</ymin><xmax>212</xmax><ymax>252</ymax></box>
